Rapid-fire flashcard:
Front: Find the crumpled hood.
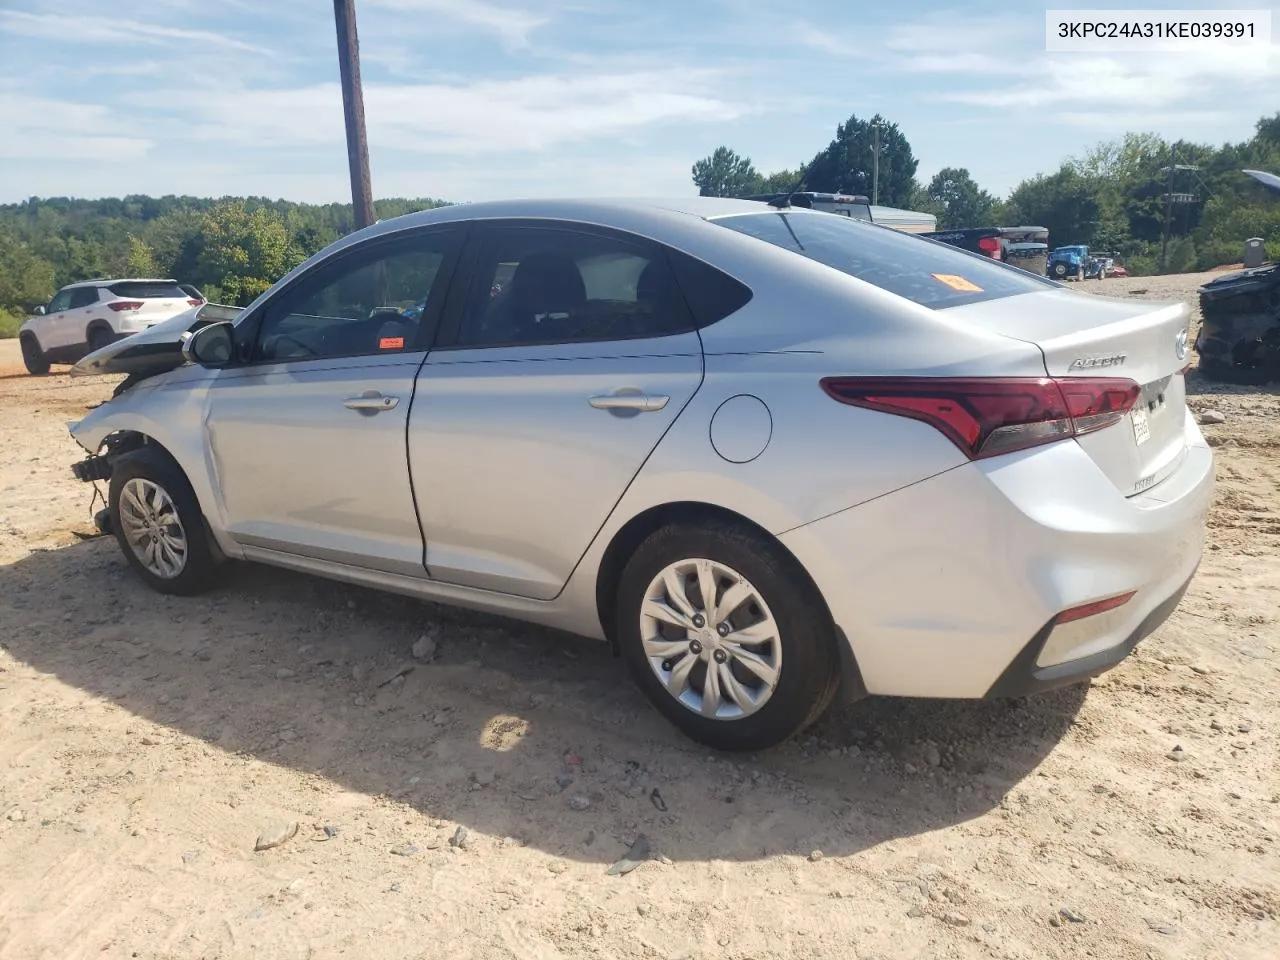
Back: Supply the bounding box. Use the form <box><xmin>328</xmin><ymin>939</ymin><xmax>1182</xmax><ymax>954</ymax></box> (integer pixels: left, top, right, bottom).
<box><xmin>70</xmin><ymin>303</ymin><xmax>241</xmax><ymax>378</ymax></box>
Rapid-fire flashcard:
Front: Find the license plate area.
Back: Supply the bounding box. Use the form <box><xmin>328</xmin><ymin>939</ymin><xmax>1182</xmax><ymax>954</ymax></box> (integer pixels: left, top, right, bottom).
<box><xmin>1131</xmin><ymin>405</ymin><xmax>1151</xmax><ymax>445</ymax></box>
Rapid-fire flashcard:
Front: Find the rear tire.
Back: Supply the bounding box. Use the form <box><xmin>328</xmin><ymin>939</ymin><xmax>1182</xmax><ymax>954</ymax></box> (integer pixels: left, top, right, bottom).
<box><xmin>616</xmin><ymin>520</ymin><xmax>840</xmax><ymax>752</ymax></box>
<box><xmin>109</xmin><ymin>447</ymin><xmax>219</xmax><ymax>596</ymax></box>
<box><xmin>20</xmin><ymin>334</ymin><xmax>50</xmax><ymax>375</ymax></box>
<box><xmin>87</xmin><ymin>325</ymin><xmax>113</xmax><ymax>354</ymax></box>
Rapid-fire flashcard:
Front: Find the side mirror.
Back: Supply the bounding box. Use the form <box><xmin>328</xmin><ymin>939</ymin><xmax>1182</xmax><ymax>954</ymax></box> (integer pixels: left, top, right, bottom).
<box><xmin>32</xmin><ymin>305</ymin><xmax>45</xmax><ymax>316</ymax></box>
<box><xmin>181</xmin><ymin>320</ymin><xmax>235</xmax><ymax>368</ymax></box>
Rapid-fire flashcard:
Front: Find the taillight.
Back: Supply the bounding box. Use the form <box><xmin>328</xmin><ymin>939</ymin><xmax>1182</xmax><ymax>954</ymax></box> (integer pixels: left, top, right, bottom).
<box><xmin>977</xmin><ymin>236</ymin><xmax>1002</xmax><ymax>259</ymax></box>
<box><xmin>187</xmin><ymin>298</ymin><xmax>204</xmax><ymax>306</ymax></box>
<box><xmin>108</xmin><ymin>301</ymin><xmax>144</xmax><ymax>312</ymax></box>
<box><xmin>819</xmin><ymin>376</ymin><xmax>1140</xmax><ymax>459</ymax></box>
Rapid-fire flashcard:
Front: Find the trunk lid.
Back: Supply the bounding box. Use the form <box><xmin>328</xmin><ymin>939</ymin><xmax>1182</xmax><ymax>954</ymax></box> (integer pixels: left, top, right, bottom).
<box><xmin>945</xmin><ymin>288</ymin><xmax>1192</xmax><ymax>496</ymax></box>
<box><xmin>107</xmin><ymin>281</ymin><xmax>198</xmax><ymax>325</ymax></box>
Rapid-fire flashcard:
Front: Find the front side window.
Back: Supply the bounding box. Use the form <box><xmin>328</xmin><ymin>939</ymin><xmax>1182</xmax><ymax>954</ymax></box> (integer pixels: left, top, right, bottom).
<box><xmin>455</xmin><ymin>226</ymin><xmax>695</xmax><ymax>347</ymax></box>
<box><xmin>714</xmin><ymin>211</ymin><xmax>1055</xmax><ymax>309</ymax></box>
<box><xmin>254</xmin><ymin>231</ymin><xmax>457</xmax><ymax>362</ymax></box>
<box><xmin>46</xmin><ymin>289</ymin><xmax>74</xmax><ymax>314</ymax></box>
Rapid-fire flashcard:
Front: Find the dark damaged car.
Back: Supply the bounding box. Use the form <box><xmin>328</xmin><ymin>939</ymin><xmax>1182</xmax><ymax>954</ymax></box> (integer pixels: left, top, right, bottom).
<box><xmin>1195</xmin><ymin>169</ymin><xmax>1280</xmax><ymax>385</ymax></box>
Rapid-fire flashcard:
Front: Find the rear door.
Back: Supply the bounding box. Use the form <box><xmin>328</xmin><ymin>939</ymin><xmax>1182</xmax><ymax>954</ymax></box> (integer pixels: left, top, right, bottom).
<box><xmin>409</xmin><ymin>221</ymin><xmax>706</xmax><ymax>600</ymax></box>
<box><xmin>63</xmin><ymin>286</ymin><xmax>100</xmax><ymax>345</ymax></box>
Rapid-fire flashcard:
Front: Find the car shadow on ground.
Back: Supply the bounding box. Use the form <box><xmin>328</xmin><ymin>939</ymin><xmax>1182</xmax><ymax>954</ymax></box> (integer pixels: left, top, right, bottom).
<box><xmin>1</xmin><ymin>537</ymin><xmax>1088</xmax><ymax>865</ymax></box>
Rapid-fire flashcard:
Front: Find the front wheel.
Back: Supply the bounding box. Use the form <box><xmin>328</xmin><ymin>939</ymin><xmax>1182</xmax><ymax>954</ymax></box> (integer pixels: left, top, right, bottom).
<box><xmin>616</xmin><ymin>521</ymin><xmax>839</xmax><ymax>752</ymax></box>
<box><xmin>20</xmin><ymin>335</ymin><xmax>50</xmax><ymax>375</ymax></box>
<box><xmin>109</xmin><ymin>448</ymin><xmax>219</xmax><ymax>596</ymax></box>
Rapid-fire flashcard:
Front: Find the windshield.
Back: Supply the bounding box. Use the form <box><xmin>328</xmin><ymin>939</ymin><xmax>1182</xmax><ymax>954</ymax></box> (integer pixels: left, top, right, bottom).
<box><xmin>712</xmin><ymin>211</ymin><xmax>1055</xmax><ymax>309</ymax></box>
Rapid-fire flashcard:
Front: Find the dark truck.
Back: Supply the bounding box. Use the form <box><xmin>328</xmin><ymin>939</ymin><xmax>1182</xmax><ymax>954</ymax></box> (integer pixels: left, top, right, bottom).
<box><xmin>923</xmin><ymin>226</ymin><xmax>1050</xmax><ymax>275</ymax></box>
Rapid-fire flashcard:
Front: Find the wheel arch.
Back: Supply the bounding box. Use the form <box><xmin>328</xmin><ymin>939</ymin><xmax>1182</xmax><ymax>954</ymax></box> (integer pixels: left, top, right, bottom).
<box><xmin>86</xmin><ymin>318</ymin><xmax>114</xmax><ymax>342</ymax></box>
<box><xmin>18</xmin><ymin>328</ymin><xmax>44</xmax><ymax>351</ymax></box>
<box><xmin>102</xmin><ymin>429</ymin><xmax>230</xmax><ymax>565</ymax></box>
<box><xmin>592</xmin><ymin>499</ymin><xmax>864</xmax><ymax>699</ymax></box>
<box><xmin>72</xmin><ymin>400</ymin><xmax>234</xmax><ymax>561</ymax></box>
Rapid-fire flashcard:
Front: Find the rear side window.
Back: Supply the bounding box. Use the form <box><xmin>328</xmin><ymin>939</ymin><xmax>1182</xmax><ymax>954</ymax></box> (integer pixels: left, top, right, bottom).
<box><xmin>455</xmin><ymin>226</ymin><xmax>697</xmax><ymax>347</ymax></box>
<box><xmin>68</xmin><ymin>287</ymin><xmax>98</xmax><ymax>308</ymax></box>
<box><xmin>713</xmin><ymin>211</ymin><xmax>1055</xmax><ymax>309</ymax></box>
<box><xmin>668</xmin><ymin>249</ymin><xmax>753</xmax><ymax>327</ymax></box>
<box><xmin>107</xmin><ymin>282</ymin><xmax>188</xmax><ymax>299</ymax></box>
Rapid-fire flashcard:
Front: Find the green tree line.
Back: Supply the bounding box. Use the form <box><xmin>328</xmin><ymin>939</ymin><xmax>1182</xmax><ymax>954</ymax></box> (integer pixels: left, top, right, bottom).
<box><xmin>692</xmin><ymin>110</ymin><xmax>1280</xmax><ymax>276</ymax></box>
<box><xmin>0</xmin><ymin>195</ymin><xmax>448</xmax><ymax>336</ymax></box>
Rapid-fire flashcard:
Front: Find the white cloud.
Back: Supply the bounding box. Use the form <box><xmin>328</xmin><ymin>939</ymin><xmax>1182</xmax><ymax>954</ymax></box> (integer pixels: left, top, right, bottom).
<box><xmin>941</xmin><ymin>46</ymin><xmax>1278</xmax><ymax>110</ymax></box>
<box><xmin>0</xmin><ymin>92</ymin><xmax>154</xmax><ymax>161</ymax></box>
<box><xmin>161</xmin><ymin>69</ymin><xmax>743</xmax><ymax>155</ymax></box>
<box><xmin>364</xmin><ymin>0</ymin><xmax>549</xmax><ymax>48</ymax></box>
<box><xmin>792</xmin><ymin>15</ymin><xmax>1034</xmax><ymax>75</ymax></box>
<box><xmin>0</xmin><ymin>9</ymin><xmax>273</xmax><ymax>54</ymax></box>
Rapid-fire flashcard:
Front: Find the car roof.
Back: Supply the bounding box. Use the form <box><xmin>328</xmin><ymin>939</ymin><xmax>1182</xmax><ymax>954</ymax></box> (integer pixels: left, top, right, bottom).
<box><xmin>365</xmin><ymin>196</ymin><xmax>780</xmax><ymax>234</ymax></box>
<box><xmin>62</xmin><ymin>277</ymin><xmax>179</xmax><ymax>289</ymax></box>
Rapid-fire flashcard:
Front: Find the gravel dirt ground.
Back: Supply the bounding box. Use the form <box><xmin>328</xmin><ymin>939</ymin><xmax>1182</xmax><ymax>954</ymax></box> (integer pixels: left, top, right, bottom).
<box><xmin>1</xmin><ymin>271</ymin><xmax>1276</xmax><ymax>960</ymax></box>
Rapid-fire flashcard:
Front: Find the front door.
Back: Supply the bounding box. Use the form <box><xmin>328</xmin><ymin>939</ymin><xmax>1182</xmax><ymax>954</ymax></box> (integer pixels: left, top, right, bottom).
<box><xmin>39</xmin><ymin>288</ymin><xmax>76</xmax><ymax>355</ymax></box>
<box><xmin>204</xmin><ymin>227</ymin><xmax>462</xmax><ymax>576</ymax></box>
<box><xmin>410</xmin><ymin>221</ymin><xmax>705</xmax><ymax>600</ymax></box>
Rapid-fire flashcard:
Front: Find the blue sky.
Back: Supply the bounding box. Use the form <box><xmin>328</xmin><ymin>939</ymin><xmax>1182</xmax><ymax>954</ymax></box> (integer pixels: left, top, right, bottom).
<box><xmin>0</xmin><ymin>0</ymin><xmax>1277</xmax><ymax>205</ymax></box>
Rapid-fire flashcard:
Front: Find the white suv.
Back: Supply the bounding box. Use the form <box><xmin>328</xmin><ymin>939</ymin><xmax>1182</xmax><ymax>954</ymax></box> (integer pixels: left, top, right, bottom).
<box><xmin>19</xmin><ymin>278</ymin><xmax>203</xmax><ymax>375</ymax></box>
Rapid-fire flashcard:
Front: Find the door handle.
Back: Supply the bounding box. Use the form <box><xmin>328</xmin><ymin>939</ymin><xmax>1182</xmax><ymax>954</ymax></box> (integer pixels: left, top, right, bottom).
<box><xmin>588</xmin><ymin>392</ymin><xmax>669</xmax><ymax>413</ymax></box>
<box><xmin>343</xmin><ymin>392</ymin><xmax>399</xmax><ymax>412</ymax></box>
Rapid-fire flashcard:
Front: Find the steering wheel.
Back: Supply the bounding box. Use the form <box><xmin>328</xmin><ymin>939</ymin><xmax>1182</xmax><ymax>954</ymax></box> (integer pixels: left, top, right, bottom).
<box><xmin>272</xmin><ymin>333</ymin><xmax>319</xmax><ymax>359</ymax></box>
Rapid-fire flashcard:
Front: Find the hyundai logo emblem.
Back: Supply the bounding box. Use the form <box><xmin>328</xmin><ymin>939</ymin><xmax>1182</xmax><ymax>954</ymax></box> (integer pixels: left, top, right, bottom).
<box><xmin>1175</xmin><ymin>328</ymin><xmax>1188</xmax><ymax>361</ymax></box>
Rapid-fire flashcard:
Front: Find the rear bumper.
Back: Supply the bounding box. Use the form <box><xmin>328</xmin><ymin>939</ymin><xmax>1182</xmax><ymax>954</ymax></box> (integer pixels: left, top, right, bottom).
<box><xmin>779</xmin><ymin>411</ymin><xmax>1213</xmax><ymax>699</ymax></box>
<box><xmin>984</xmin><ymin>570</ymin><xmax>1194</xmax><ymax>698</ymax></box>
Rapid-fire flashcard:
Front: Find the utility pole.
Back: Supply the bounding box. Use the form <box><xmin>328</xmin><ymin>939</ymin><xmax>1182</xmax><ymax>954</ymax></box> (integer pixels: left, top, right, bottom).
<box><xmin>871</xmin><ymin>122</ymin><xmax>880</xmax><ymax>206</ymax></box>
<box><xmin>1158</xmin><ymin>152</ymin><xmax>1201</xmax><ymax>273</ymax></box>
<box><xmin>334</xmin><ymin>0</ymin><xmax>375</xmax><ymax>230</ymax></box>
<box><xmin>1160</xmin><ymin>148</ymin><xmax>1175</xmax><ymax>271</ymax></box>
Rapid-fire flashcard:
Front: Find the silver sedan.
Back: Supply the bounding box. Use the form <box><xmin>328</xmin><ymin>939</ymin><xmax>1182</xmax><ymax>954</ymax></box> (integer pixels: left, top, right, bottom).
<box><xmin>68</xmin><ymin>197</ymin><xmax>1213</xmax><ymax>751</ymax></box>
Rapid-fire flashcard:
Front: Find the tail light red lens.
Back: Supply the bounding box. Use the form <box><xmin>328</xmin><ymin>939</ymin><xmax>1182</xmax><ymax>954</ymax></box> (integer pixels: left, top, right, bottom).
<box><xmin>977</xmin><ymin>236</ymin><xmax>1002</xmax><ymax>259</ymax></box>
<box><xmin>1054</xmin><ymin>591</ymin><xmax>1136</xmax><ymax>624</ymax></box>
<box><xmin>187</xmin><ymin>298</ymin><xmax>204</xmax><ymax>307</ymax></box>
<box><xmin>819</xmin><ymin>376</ymin><xmax>1140</xmax><ymax>459</ymax></box>
<box><xmin>108</xmin><ymin>301</ymin><xmax>144</xmax><ymax>312</ymax></box>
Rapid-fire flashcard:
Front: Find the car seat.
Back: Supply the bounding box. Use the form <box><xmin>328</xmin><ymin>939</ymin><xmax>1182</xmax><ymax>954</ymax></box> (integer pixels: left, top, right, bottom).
<box><xmin>480</xmin><ymin>252</ymin><xmax>586</xmax><ymax>343</ymax></box>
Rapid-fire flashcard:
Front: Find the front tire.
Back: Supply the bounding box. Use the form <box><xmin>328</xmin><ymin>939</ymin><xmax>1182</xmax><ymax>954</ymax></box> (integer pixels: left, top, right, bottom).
<box><xmin>20</xmin><ymin>334</ymin><xmax>50</xmax><ymax>375</ymax></box>
<box><xmin>616</xmin><ymin>521</ymin><xmax>839</xmax><ymax>752</ymax></box>
<box><xmin>109</xmin><ymin>447</ymin><xmax>218</xmax><ymax>596</ymax></box>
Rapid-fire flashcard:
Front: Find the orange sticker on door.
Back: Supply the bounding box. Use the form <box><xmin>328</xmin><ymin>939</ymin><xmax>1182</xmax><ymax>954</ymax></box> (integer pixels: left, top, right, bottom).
<box><xmin>931</xmin><ymin>274</ymin><xmax>984</xmax><ymax>293</ymax></box>
<box><xmin>379</xmin><ymin>336</ymin><xmax>405</xmax><ymax>350</ymax></box>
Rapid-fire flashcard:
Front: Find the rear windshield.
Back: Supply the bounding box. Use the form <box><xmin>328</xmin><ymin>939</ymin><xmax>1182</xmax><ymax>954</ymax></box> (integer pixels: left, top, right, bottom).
<box><xmin>712</xmin><ymin>211</ymin><xmax>1055</xmax><ymax>309</ymax></box>
<box><xmin>107</xmin><ymin>281</ymin><xmax>188</xmax><ymax>299</ymax></box>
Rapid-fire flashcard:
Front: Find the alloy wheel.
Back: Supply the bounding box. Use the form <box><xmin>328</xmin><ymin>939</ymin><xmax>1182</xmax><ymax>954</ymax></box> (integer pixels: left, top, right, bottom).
<box><xmin>638</xmin><ymin>558</ymin><xmax>782</xmax><ymax>720</ymax></box>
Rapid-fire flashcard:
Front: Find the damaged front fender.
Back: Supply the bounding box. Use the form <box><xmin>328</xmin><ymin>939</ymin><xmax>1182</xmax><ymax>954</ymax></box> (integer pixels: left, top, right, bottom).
<box><xmin>63</xmin><ymin>370</ymin><xmax>242</xmax><ymax>562</ymax></box>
